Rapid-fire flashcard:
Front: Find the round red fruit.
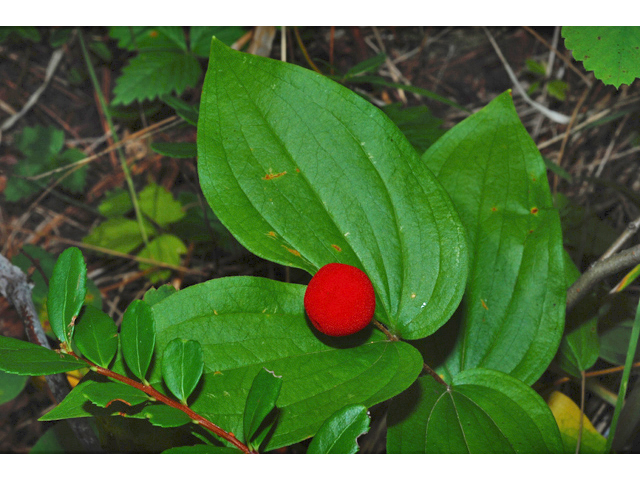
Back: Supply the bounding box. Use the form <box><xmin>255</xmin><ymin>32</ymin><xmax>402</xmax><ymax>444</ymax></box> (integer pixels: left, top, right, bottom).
<box><xmin>303</xmin><ymin>263</ymin><xmax>376</xmax><ymax>337</ymax></box>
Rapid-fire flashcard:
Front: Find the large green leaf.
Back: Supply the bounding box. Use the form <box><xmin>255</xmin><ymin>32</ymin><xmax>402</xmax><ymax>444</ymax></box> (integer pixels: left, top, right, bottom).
<box><xmin>387</xmin><ymin>368</ymin><xmax>563</xmax><ymax>453</ymax></box>
<box><xmin>563</xmin><ymin>26</ymin><xmax>640</xmax><ymax>88</ymax></box>
<box><xmin>47</xmin><ymin>247</ymin><xmax>87</xmax><ymax>347</ymax></box>
<box><xmin>0</xmin><ymin>336</ymin><xmax>86</xmax><ymax>376</ymax></box>
<box><xmin>148</xmin><ymin>275</ymin><xmax>423</xmax><ymax>451</ymax></box>
<box><xmin>422</xmin><ymin>91</ymin><xmax>565</xmax><ymax>385</ymax></box>
<box><xmin>198</xmin><ymin>37</ymin><xmax>468</xmax><ymax>340</ymax></box>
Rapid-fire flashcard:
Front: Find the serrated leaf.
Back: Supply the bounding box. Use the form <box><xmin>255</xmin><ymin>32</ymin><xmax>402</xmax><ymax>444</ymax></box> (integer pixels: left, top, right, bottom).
<box><xmin>108</xmin><ymin>26</ymin><xmax>179</xmax><ymax>51</ymax></box>
<box><xmin>563</xmin><ymin>26</ymin><xmax>640</xmax><ymax>88</ymax></box>
<box><xmin>422</xmin><ymin>91</ymin><xmax>565</xmax><ymax>385</ymax></box>
<box><xmin>189</xmin><ymin>26</ymin><xmax>246</xmax><ymax>57</ymax></box>
<box><xmin>143</xmin><ymin>284</ymin><xmax>177</xmax><ymax>307</ymax></box>
<box><xmin>73</xmin><ymin>305</ymin><xmax>118</xmax><ymax>368</ymax></box>
<box><xmin>162</xmin><ymin>445</ymin><xmax>242</xmax><ymax>454</ymax></box>
<box><xmin>198</xmin><ymin>37</ymin><xmax>468</xmax><ymax>340</ymax></box>
<box><xmin>161</xmin><ymin>338</ymin><xmax>204</xmax><ymax>403</ymax></box>
<box><xmin>150</xmin><ymin>142</ymin><xmax>197</xmax><ymax>158</ymax></box>
<box><xmin>307</xmin><ymin>404</ymin><xmax>370</xmax><ymax>454</ymax></box>
<box><xmin>387</xmin><ymin>369</ymin><xmax>563</xmax><ymax>453</ymax></box>
<box><xmin>47</xmin><ymin>247</ymin><xmax>87</xmax><ymax>347</ymax></box>
<box><xmin>0</xmin><ymin>335</ymin><xmax>86</xmax><ymax>375</ymax></box>
<box><xmin>137</xmin><ymin>234</ymin><xmax>188</xmax><ymax>283</ymax></box>
<box><xmin>243</xmin><ymin>368</ymin><xmax>283</xmax><ymax>446</ymax></box>
<box><xmin>112</xmin><ymin>50</ymin><xmax>202</xmax><ymax>105</ymax></box>
<box><xmin>547</xmin><ymin>391</ymin><xmax>607</xmax><ymax>453</ymax></box>
<box><xmin>120</xmin><ymin>299</ymin><xmax>156</xmax><ymax>382</ymax></box>
<box><xmin>0</xmin><ymin>370</ymin><xmax>28</xmax><ymax>405</ymax></box>
<box><xmin>156</xmin><ymin>26</ymin><xmax>187</xmax><ymax>51</ymax></box>
<box><xmin>138</xmin><ymin>182</ymin><xmax>186</xmax><ymax>227</ymax></box>
<box><xmin>83</xmin><ymin>217</ymin><xmax>156</xmax><ymax>254</ymax></box>
<box><xmin>83</xmin><ymin>380</ymin><xmax>149</xmax><ymax>408</ymax></box>
<box><xmin>97</xmin><ymin>189</ymin><xmax>132</xmax><ymax>218</ymax></box>
<box><xmin>147</xmin><ymin>276</ymin><xmax>423</xmax><ymax>451</ymax></box>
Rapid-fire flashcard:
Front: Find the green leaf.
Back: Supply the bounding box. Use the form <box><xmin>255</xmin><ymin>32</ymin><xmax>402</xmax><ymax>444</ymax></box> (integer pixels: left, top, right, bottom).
<box><xmin>120</xmin><ymin>299</ymin><xmax>156</xmax><ymax>382</ymax></box>
<box><xmin>83</xmin><ymin>217</ymin><xmax>156</xmax><ymax>254</ymax></box>
<box><xmin>83</xmin><ymin>380</ymin><xmax>149</xmax><ymax>408</ymax></box>
<box><xmin>161</xmin><ymin>338</ymin><xmax>204</xmax><ymax>403</ymax></box>
<box><xmin>422</xmin><ymin>91</ymin><xmax>565</xmax><ymax>385</ymax></box>
<box><xmin>143</xmin><ymin>284</ymin><xmax>177</xmax><ymax>307</ymax></box>
<box><xmin>243</xmin><ymin>368</ymin><xmax>283</xmax><ymax>447</ymax></box>
<box><xmin>150</xmin><ymin>142</ymin><xmax>197</xmax><ymax>158</ymax></box>
<box><xmin>547</xmin><ymin>80</ymin><xmax>568</xmax><ymax>101</ymax></box>
<box><xmin>156</xmin><ymin>26</ymin><xmax>187</xmax><ymax>51</ymax></box>
<box><xmin>547</xmin><ymin>391</ymin><xmax>607</xmax><ymax>454</ymax></box>
<box><xmin>137</xmin><ymin>234</ymin><xmax>188</xmax><ymax>283</ymax></box>
<box><xmin>148</xmin><ymin>275</ymin><xmax>423</xmax><ymax>451</ymax></box>
<box><xmin>39</xmin><ymin>374</ymin><xmax>104</xmax><ymax>421</ymax></box>
<box><xmin>55</xmin><ymin>148</ymin><xmax>87</xmax><ymax>192</ymax></box>
<box><xmin>0</xmin><ymin>370</ymin><xmax>28</xmax><ymax>405</ymax></box>
<box><xmin>108</xmin><ymin>26</ymin><xmax>180</xmax><ymax>51</ymax></box>
<box><xmin>73</xmin><ymin>305</ymin><xmax>118</xmax><ymax>368</ymax></box>
<box><xmin>342</xmin><ymin>53</ymin><xmax>387</xmax><ymax>79</ymax></box>
<box><xmin>307</xmin><ymin>404</ymin><xmax>370</xmax><ymax>454</ymax></box>
<box><xmin>0</xmin><ymin>335</ymin><xmax>86</xmax><ymax>375</ymax></box>
<box><xmin>162</xmin><ymin>445</ymin><xmax>242</xmax><ymax>454</ymax></box>
<box><xmin>140</xmin><ymin>404</ymin><xmax>191</xmax><ymax>428</ymax></box>
<box><xmin>189</xmin><ymin>27</ymin><xmax>246</xmax><ymax>57</ymax></box>
<box><xmin>138</xmin><ymin>182</ymin><xmax>186</xmax><ymax>227</ymax></box>
<box><xmin>600</xmin><ymin>319</ymin><xmax>640</xmax><ymax>365</ymax></box>
<box><xmin>557</xmin><ymin>316</ymin><xmax>599</xmax><ymax>378</ymax></box>
<box><xmin>112</xmin><ymin>50</ymin><xmax>202</xmax><ymax>105</ymax></box>
<box><xmin>381</xmin><ymin>103</ymin><xmax>445</xmax><ymax>155</ymax></box>
<box><xmin>97</xmin><ymin>189</ymin><xmax>133</xmax><ymax>218</ymax></box>
<box><xmin>387</xmin><ymin>368</ymin><xmax>563</xmax><ymax>453</ymax></box>
<box><xmin>198</xmin><ymin>37</ymin><xmax>468</xmax><ymax>340</ymax></box>
<box><xmin>160</xmin><ymin>95</ymin><xmax>199</xmax><ymax>125</ymax></box>
<box><xmin>563</xmin><ymin>26</ymin><xmax>640</xmax><ymax>88</ymax></box>
<box><xmin>47</xmin><ymin>247</ymin><xmax>87</xmax><ymax>347</ymax></box>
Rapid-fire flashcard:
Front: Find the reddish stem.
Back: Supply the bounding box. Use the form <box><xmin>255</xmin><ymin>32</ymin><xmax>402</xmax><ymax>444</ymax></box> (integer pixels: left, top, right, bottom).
<box><xmin>70</xmin><ymin>354</ymin><xmax>253</xmax><ymax>454</ymax></box>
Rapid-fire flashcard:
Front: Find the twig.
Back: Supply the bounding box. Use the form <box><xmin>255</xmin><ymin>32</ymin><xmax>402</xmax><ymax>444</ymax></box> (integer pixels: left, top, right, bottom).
<box><xmin>0</xmin><ymin>253</ymin><xmax>102</xmax><ymax>452</ymax></box>
<box><xmin>482</xmin><ymin>27</ymin><xmax>570</xmax><ymax>124</ymax></box>
<box><xmin>566</xmin><ymin>243</ymin><xmax>640</xmax><ymax>312</ymax></box>
<box><xmin>522</xmin><ymin>26</ymin><xmax>592</xmax><ymax>87</ymax></box>
<box><xmin>0</xmin><ymin>48</ymin><xmax>65</xmax><ymax>141</ymax></box>
<box><xmin>600</xmin><ymin>215</ymin><xmax>640</xmax><ymax>262</ymax></box>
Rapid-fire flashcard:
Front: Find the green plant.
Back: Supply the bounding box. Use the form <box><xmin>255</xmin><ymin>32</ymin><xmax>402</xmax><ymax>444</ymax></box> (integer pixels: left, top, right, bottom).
<box><xmin>304</xmin><ymin>263</ymin><xmax>376</xmax><ymax>337</ymax></box>
<box><xmin>2</xmin><ymin>29</ymin><xmax>640</xmax><ymax>454</ymax></box>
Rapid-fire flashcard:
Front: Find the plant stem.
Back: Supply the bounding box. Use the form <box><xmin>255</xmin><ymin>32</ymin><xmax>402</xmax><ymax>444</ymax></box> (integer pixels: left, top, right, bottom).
<box><xmin>77</xmin><ymin>29</ymin><xmax>148</xmax><ymax>247</ymax></box>
<box><xmin>72</xmin><ymin>354</ymin><xmax>252</xmax><ymax>453</ymax></box>
<box><xmin>605</xmin><ymin>296</ymin><xmax>640</xmax><ymax>453</ymax></box>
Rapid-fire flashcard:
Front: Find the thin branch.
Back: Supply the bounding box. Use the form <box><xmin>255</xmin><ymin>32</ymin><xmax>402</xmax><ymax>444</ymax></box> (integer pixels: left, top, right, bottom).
<box><xmin>0</xmin><ymin>253</ymin><xmax>102</xmax><ymax>452</ymax></box>
<box><xmin>567</xmin><ymin>243</ymin><xmax>640</xmax><ymax>312</ymax></box>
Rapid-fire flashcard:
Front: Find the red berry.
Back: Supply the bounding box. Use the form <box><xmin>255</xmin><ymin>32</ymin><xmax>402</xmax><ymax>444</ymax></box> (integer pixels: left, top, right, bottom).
<box><xmin>303</xmin><ymin>263</ymin><xmax>376</xmax><ymax>337</ymax></box>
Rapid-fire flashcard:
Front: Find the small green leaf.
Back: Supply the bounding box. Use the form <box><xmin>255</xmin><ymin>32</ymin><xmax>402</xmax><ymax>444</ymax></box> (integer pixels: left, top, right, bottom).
<box><xmin>83</xmin><ymin>217</ymin><xmax>156</xmax><ymax>254</ymax></box>
<box><xmin>0</xmin><ymin>370</ymin><xmax>28</xmax><ymax>405</ymax></box>
<box><xmin>150</xmin><ymin>142</ymin><xmax>197</xmax><ymax>159</ymax></box>
<box><xmin>387</xmin><ymin>369</ymin><xmax>563</xmax><ymax>453</ymax></box>
<box><xmin>73</xmin><ymin>305</ymin><xmax>118</xmax><ymax>368</ymax></box>
<box><xmin>112</xmin><ymin>51</ymin><xmax>202</xmax><ymax>105</ymax></box>
<box><xmin>156</xmin><ymin>26</ymin><xmax>187</xmax><ymax>51</ymax></box>
<box><xmin>137</xmin><ymin>234</ymin><xmax>188</xmax><ymax>283</ymax></box>
<box><xmin>83</xmin><ymin>380</ymin><xmax>149</xmax><ymax>408</ymax></box>
<box><xmin>563</xmin><ymin>26</ymin><xmax>640</xmax><ymax>88</ymax></box>
<box><xmin>138</xmin><ymin>183</ymin><xmax>186</xmax><ymax>227</ymax></box>
<box><xmin>161</xmin><ymin>338</ymin><xmax>204</xmax><ymax>403</ymax></box>
<box><xmin>47</xmin><ymin>247</ymin><xmax>87</xmax><ymax>347</ymax></box>
<box><xmin>143</xmin><ymin>284</ymin><xmax>177</xmax><ymax>307</ymax></box>
<box><xmin>55</xmin><ymin>148</ymin><xmax>87</xmax><ymax>192</ymax></box>
<box><xmin>307</xmin><ymin>404</ymin><xmax>370</xmax><ymax>454</ymax></box>
<box><xmin>39</xmin><ymin>375</ymin><xmax>103</xmax><ymax>421</ymax></box>
<box><xmin>243</xmin><ymin>368</ymin><xmax>283</xmax><ymax>446</ymax></box>
<box><xmin>141</xmin><ymin>404</ymin><xmax>191</xmax><ymax>427</ymax></box>
<box><xmin>160</xmin><ymin>95</ymin><xmax>199</xmax><ymax>125</ymax></box>
<box><xmin>557</xmin><ymin>316</ymin><xmax>599</xmax><ymax>378</ymax></box>
<box><xmin>162</xmin><ymin>445</ymin><xmax>242</xmax><ymax>454</ymax></box>
<box><xmin>0</xmin><ymin>336</ymin><xmax>86</xmax><ymax>376</ymax></box>
<box><xmin>97</xmin><ymin>189</ymin><xmax>132</xmax><ymax>218</ymax></box>
<box><xmin>120</xmin><ymin>300</ymin><xmax>156</xmax><ymax>382</ymax></box>
<box><xmin>526</xmin><ymin>58</ymin><xmax>546</xmax><ymax>76</ymax></box>
<box><xmin>342</xmin><ymin>53</ymin><xmax>387</xmax><ymax>79</ymax></box>
<box><xmin>547</xmin><ymin>80</ymin><xmax>568</xmax><ymax>101</ymax></box>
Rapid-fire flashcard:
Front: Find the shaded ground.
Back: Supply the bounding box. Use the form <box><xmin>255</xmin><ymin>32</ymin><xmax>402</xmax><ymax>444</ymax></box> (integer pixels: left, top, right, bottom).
<box><xmin>1</xmin><ymin>26</ymin><xmax>639</xmax><ymax>453</ymax></box>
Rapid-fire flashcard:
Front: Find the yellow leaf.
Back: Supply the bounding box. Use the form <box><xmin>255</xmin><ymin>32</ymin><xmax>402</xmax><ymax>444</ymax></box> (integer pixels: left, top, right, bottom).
<box><xmin>547</xmin><ymin>391</ymin><xmax>607</xmax><ymax>453</ymax></box>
